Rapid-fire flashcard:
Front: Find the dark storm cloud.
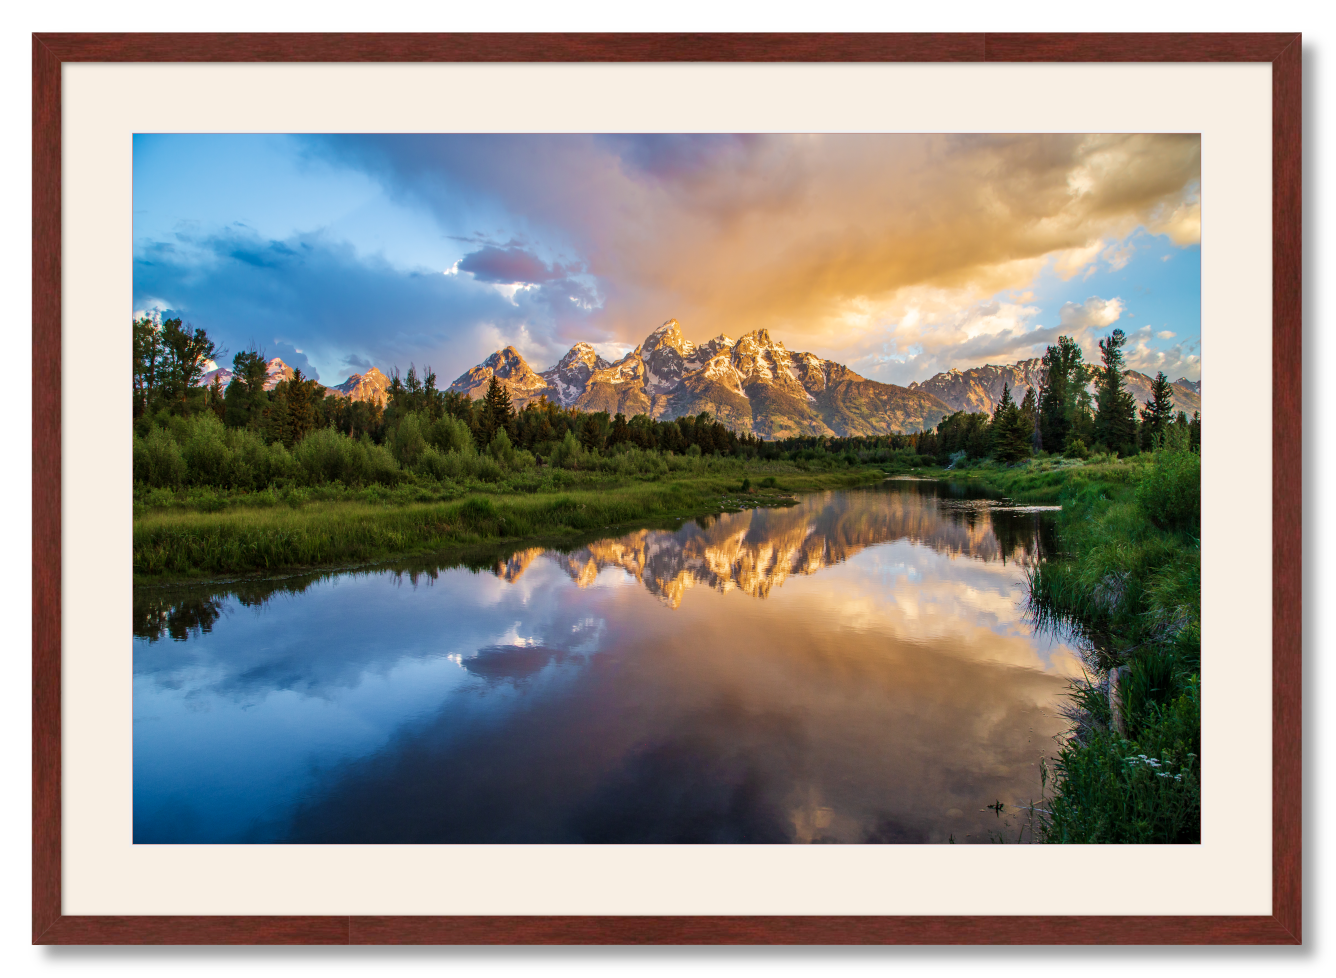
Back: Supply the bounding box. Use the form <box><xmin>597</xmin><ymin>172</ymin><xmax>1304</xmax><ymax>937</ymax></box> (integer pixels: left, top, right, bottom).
<box><xmin>133</xmin><ymin>226</ymin><xmax>535</xmax><ymax>384</ymax></box>
<box><xmin>457</xmin><ymin>245</ymin><xmax>574</xmax><ymax>285</ymax></box>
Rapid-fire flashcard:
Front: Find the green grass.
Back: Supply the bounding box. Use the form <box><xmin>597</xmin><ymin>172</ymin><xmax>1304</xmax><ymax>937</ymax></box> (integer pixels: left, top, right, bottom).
<box><xmin>133</xmin><ymin>468</ymin><xmax>885</xmax><ymax>581</ymax></box>
<box><xmin>991</xmin><ymin>449</ymin><xmax>1202</xmax><ymax>844</ymax></box>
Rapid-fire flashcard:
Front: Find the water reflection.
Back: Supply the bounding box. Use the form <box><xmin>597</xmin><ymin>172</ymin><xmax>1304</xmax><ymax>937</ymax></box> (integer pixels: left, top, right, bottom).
<box><xmin>134</xmin><ymin>479</ymin><xmax>1077</xmax><ymax>844</ymax></box>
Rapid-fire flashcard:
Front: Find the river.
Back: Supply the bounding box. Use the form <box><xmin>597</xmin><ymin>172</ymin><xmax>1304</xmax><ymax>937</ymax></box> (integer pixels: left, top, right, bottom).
<box><xmin>133</xmin><ymin>478</ymin><xmax>1080</xmax><ymax>844</ymax></box>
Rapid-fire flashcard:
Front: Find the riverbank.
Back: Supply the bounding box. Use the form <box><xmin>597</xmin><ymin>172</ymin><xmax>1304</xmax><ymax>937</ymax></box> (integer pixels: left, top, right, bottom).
<box><xmin>959</xmin><ymin>450</ymin><xmax>1202</xmax><ymax>843</ymax></box>
<box><xmin>133</xmin><ymin>467</ymin><xmax>887</xmax><ymax>581</ymax></box>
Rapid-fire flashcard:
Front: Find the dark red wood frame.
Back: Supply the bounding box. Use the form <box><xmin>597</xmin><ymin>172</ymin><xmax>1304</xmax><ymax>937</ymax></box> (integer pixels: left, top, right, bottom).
<box><xmin>32</xmin><ymin>32</ymin><xmax>1302</xmax><ymax>946</ymax></box>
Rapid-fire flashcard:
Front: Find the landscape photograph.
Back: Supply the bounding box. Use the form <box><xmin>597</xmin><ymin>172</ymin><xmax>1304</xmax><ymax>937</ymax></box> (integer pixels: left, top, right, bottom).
<box><xmin>132</xmin><ymin>133</ymin><xmax>1202</xmax><ymax>845</ymax></box>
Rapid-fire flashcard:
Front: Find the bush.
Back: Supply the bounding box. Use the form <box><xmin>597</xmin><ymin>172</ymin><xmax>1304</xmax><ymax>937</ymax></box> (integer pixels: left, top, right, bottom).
<box><xmin>427</xmin><ymin>414</ymin><xmax>473</xmax><ymax>454</ymax></box>
<box><xmin>1064</xmin><ymin>437</ymin><xmax>1090</xmax><ymax>460</ymax></box>
<box><xmin>1136</xmin><ymin>448</ymin><xmax>1200</xmax><ymax>532</ymax></box>
<box><xmin>134</xmin><ymin>426</ymin><xmax>187</xmax><ymax>487</ymax></box>
<box><xmin>293</xmin><ymin>427</ymin><xmax>400</xmax><ymax>487</ymax></box>
<box><xmin>391</xmin><ymin>413</ymin><xmax>427</xmax><ymax>466</ymax></box>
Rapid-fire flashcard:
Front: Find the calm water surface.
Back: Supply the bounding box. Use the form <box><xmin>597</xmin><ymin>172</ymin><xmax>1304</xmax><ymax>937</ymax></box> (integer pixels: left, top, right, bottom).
<box><xmin>133</xmin><ymin>479</ymin><xmax>1079</xmax><ymax>844</ymax></box>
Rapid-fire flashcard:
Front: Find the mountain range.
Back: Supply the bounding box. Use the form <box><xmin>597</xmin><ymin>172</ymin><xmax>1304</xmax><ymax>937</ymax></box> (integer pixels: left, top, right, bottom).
<box><xmin>200</xmin><ymin>359</ymin><xmax>391</xmax><ymax>407</ymax></box>
<box><xmin>446</xmin><ymin>319</ymin><xmax>1201</xmax><ymax>436</ymax></box>
<box><xmin>195</xmin><ymin>321</ymin><xmax>1200</xmax><ymax>436</ymax></box>
<box><xmin>448</xmin><ymin>320</ymin><xmax>953</xmax><ymax>437</ymax></box>
<box><xmin>908</xmin><ymin>360</ymin><xmax>1203</xmax><ymax>418</ymax></box>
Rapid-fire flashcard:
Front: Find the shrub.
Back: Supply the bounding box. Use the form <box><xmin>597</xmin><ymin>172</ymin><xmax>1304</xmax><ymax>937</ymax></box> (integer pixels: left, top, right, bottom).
<box><xmin>391</xmin><ymin>413</ymin><xmax>427</xmax><ymax>466</ymax></box>
<box><xmin>1136</xmin><ymin>448</ymin><xmax>1200</xmax><ymax>532</ymax></box>
<box><xmin>1064</xmin><ymin>437</ymin><xmax>1091</xmax><ymax>460</ymax></box>
<box><xmin>550</xmin><ymin>430</ymin><xmax>588</xmax><ymax>471</ymax></box>
<box><xmin>133</xmin><ymin>426</ymin><xmax>186</xmax><ymax>487</ymax></box>
<box><xmin>427</xmin><ymin>414</ymin><xmax>473</xmax><ymax>454</ymax></box>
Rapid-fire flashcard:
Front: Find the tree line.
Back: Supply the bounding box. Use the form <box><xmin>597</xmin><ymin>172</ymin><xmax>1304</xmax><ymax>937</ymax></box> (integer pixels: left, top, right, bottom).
<box><xmin>922</xmin><ymin>328</ymin><xmax>1200</xmax><ymax>466</ymax></box>
<box><xmin>133</xmin><ymin>316</ymin><xmax>1200</xmax><ymax>489</ymax></box>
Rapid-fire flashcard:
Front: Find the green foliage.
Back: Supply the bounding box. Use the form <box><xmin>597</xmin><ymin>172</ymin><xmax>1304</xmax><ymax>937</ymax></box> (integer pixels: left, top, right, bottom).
<box><xmin>479</xmin><ymin>375</ymin><xmax>516</xmax><ymax>442</ymax></box>
<box><xmin>1038</xmin><ymin>335</ymin><xmax>1088</xmax><ymax>454</ymax></box>
<box><xmin>1136</xmin><ymin>445</ymin><xmax>1201</xmax><ymax>532</ymax></box>
<box><xmin>1093</xmin><ymin>329</ymin><xmax>1138</xmax><ymax>456</ymax></box>
<box><xmin>1064</xmin><ymin>437</ymin><xmax>1090</xmax><ymax>460</ymax></box>
<box><xmin>1041</xmin><ymin>693</ymin><xmax>1200</xmax><ymax>845</ymax></box>
<box><xmin>391</xmin><ymin>412</ymin><xmax>428</xmax><ymax>466</ymax></box>
<box><xmin>991</xmin><ymin>383</ymin><xmax>1032</xmax><ymax>465</ymax></box>
<box><xmin>1138</xmin><ymin>371</ymin><xmax>1176</xmax><ymax>446</ymax></box>
<box><xmin>426</xmin><ymin>414</ymin><xmax>473</xmax><ymax>454</ymax></box>
<box><xmin>1015</xmin><ymin>453</ymin><xmax>1201</xmax><ymax>844</ymax></box>
<box><xmin>935</xmin><ymin>410</ymin><xmax>992</xmax><ymax>460</ymax></box>
<box><xmin>133</xmin><ymin>425</ymin><xmax>187</xmax><ymax>487</ymax></box>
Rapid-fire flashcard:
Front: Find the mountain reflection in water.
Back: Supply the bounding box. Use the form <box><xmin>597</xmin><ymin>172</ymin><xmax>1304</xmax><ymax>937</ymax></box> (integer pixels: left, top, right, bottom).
<box><xmin>133</xmin><ymin>479</ymin><xmax>1078</xmax><ymax>844</ymax></box>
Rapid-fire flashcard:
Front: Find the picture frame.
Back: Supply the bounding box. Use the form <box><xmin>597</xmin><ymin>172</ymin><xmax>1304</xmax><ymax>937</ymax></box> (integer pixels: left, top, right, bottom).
<box><xmin>32</xmin><ymin>32</ymin><xmax>1303</xmax><ymax>945</ymax></box>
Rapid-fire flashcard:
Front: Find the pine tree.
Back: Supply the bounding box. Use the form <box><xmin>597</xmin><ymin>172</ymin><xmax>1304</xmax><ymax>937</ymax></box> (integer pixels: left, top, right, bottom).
<box><xmin>991</xmin><ymin>383</ymin><xmax>1032</xmax><ymax>465</ymax></box>
<box><xmin>285</xmin><ymin>368</ymin><xmax>316</xmax><ymax>445</ymax></box>
<box><xmin>1139</xmin><ymin>371</ymin><xmax>1176</xmax><ymax>448</ymax></box>
<box><xmin>1019</xmin><ymin>385</ymin><xmax>1040</xmax><ymax>454</ymax></box>
<box><xmin>224</xmin><ymin>349</ymin><xmax>269</xmax><ymax>429</ymax></box>
<box><xmin>1037</xmin><ymin>335</ymin><xmax>1086</xmax><ymax>454</ymax></box>
<box><xmin>1093</xmin><ymin>329</ymin><xmax>1137</xmax><ymax>455</ymax></box>
<box><xmin>479</xmin><ymin>375</ymin><xmax>515</xmax><ymax>443</ymax></box>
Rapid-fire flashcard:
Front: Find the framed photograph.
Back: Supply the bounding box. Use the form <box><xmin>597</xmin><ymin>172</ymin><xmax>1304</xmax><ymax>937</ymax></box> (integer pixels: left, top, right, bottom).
<box><xmin>33</xmin><ymin>33</ymin><xmax>1301</xmax><ymax>944</ymax></box>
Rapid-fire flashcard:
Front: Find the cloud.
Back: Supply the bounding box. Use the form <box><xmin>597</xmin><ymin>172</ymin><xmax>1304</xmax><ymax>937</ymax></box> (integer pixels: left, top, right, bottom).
<box><xmin>457</xmin><ymin>246</ymin><xmax>574</xmax><ymax>285</ymax></box>
<box><xmin>1157</xmin><ymin>330</ymin><xmax>1176</xmax><ymax>340</ymax></box>
<box><xmin>137</xmin><ymin>134</ymin><xmax>1201</xmax><ymax>389</ymax></box>
<box><xmin>1060</xmin><ymin>296</ymin><xmax>1124</xmax><ymax>331</ymax></box>
<box><xmin>132</xmin><ymin>226</ymin><xmax>576</xmax><ymax>385</ymax></box>
<box><xmin>309</xmin><ymin>133</ymin><xmax>1201</xmax><ymax>358</ymax></box>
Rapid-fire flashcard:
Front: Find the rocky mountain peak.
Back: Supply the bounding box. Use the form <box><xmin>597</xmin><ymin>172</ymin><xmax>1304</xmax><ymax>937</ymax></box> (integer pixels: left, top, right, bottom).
<box><xmin>264</xmin><ymin>358</ymin><xmax>294</xmax><ymax>390</ymax></box>
<box><xmin>449</xmin><ymin>318</ymin><xmax>952</xmax><ymax>436</ymax></box>
<box><xmin>330</xmin><ymin>365</ymin><xmax>391</xmax><ymax>406</ymax></box>
<box><xmin>641</xmin><ymin>318</ymin><xmax>695</xmax><ymax>358</ymax></box>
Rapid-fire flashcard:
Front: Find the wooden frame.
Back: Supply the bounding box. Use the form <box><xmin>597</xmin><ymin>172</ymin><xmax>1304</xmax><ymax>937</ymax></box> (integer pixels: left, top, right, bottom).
<box><xmin>32</xmin><ymin>32</ymin><xmax>1302</xmax><ymax>945</ymax></box>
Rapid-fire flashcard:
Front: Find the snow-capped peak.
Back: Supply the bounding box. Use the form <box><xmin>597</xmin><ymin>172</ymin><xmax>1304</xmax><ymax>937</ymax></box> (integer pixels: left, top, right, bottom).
<box><xmin>641</xmin><ymin>318</ymin><xmax>696</xmax><ymax>358</ymax></box>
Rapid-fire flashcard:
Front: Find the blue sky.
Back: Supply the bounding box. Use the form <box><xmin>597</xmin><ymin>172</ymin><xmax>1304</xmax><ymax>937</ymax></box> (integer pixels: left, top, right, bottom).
<box><xmin>134</xmin><ymin>133</ymin><xmax>1201</xmax><ymax>387</ymax></box>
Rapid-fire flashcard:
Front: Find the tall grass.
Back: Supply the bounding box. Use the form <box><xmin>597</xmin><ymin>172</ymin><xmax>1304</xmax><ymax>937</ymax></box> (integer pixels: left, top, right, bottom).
<box><xmin>1001</xmin><ymin>448</ymin><xmax>1202</xmax><ymax>844</ymax></box>
<box><xmin>133</xmin><ymin>468</ymin><xmax>884</xmax><ymax>579</ymax></box>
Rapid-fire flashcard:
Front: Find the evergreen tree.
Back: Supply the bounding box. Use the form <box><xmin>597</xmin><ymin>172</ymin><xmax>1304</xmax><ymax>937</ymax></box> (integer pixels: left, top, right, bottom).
<box><xmin>1093</xmin><ymin>329</ymin><xmax>1137</xmax><ymax>455</ymax></box>
<box><xmin>1139</xmin><ymin>371</ymin><xmax>1176</xmax><ymax>448</ymax></box>
<box><xmin>1019</xmin><ymin>385</ymin><xmax>1040</xmax><ymax>453</ymax></box>
<box><xmin>132</xmin><ymin>315</ymin><xmax>163</xmax><ymax>419</ymax></box>
<box><xmin>1189</xmin><ymin>411</ymin><xmax>1202</xmax><ymax>452</ymax></box>
<box><xmin>285</xmin><ymin>368</ymin><xmax>317</xmax><ymax>446</ymax></box>
<box><xmin>207</xmin><ymin>373</ymin><xmax>226</xmax><ymax>420</ymax></box>
<box><xmin>479</xmin><ymin>375</ymin><xmax>515</xmax><ymax>443</ymax></box>
<box><xmin>1038</xmin><ymin>335</ymin><xmax>1086</xmax><ymax>453</ymax></box>
<box><xmin>991</xmin><ymin>383</ymin><xmax>1031</xmax><ymax>464</ymax></box>
<box><xmin>159</xmin><ymin>317</ymin><xmax>221</xmax><ymax>413</ymax></box>
<box><xmin>223</xmin><ymin>349</ymin><xmax>270</xmax><ymax>429</ymax></box>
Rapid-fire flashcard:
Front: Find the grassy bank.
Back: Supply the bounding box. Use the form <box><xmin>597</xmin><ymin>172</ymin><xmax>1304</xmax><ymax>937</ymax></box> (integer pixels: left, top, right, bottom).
<box><xmin>134</xmin><ymin>467</ymin><xmax>885</xmax><ymax>581</ymax></box>
<box><xmin>947</xmin><ymin>449</ymin><xmax>1201</xmax><ymax>843</ymax></box>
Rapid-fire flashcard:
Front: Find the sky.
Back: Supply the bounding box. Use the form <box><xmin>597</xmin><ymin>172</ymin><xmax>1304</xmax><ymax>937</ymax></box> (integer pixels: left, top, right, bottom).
<box><xmin>133</xmin><ymin>133</ymin><xmax>1201</xmax><ymax>388</ymax></box>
